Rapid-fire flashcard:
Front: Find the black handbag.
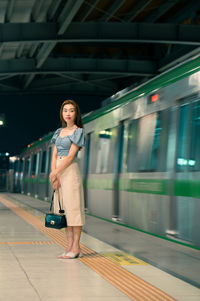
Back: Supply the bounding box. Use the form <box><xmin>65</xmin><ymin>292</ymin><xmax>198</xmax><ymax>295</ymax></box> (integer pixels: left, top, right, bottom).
<box><xmin>45</xmin><ymin>190</ymin><xmax>67</xmax><ymax>229</ymax></box>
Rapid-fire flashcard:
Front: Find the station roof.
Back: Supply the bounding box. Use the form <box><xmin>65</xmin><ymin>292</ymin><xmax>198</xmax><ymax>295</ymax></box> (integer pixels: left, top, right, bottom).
<box><xmin>0</xmin><ymin>0</ymin><xmax>200</xmax><ymax>97</ymax></box>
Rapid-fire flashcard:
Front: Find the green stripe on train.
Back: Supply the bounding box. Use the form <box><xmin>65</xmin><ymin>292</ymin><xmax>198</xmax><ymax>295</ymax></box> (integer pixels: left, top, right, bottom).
<box><xmin>118</xmin><ymin>179</ymin><xmax>168</xmax><ymax>195</ymax></box>
<box><xmin>174</xmin><ymin>180</ymin><xmax>200</xmax><ymax>199</ymax></box>
<box><xmin>23</xmin><ymin>178</ymin><xmax>49</xmax><ymax>184</ymax></box>
<box><xmin>23</xmin><ymin>177</ymin><xmax>200</xmax><ymax>198</ymax></box>
<box><xmin>86</xmin><ymin>178</ymin><xmax>200</xmax><ymax>198</ymax></box>
<box><xmin>86</xmin><ymin>178</ymin><xmax>168</xmax><ymax>195</ymax></box>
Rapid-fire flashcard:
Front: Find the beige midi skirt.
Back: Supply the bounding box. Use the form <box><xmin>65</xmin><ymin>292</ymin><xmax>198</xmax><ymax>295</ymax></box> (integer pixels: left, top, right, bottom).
<box><xmin>53</xmin><ymin>157</ymin><xmax>85</xmax><ymax>226</ymax></box>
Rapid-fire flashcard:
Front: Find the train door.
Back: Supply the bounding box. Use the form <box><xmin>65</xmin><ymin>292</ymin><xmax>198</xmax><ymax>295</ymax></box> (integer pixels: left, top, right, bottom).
<box><xmin>23</xmin><ymin>156</ymin><xmax>31</xmax><ymax>195</ymax></box>
<box><xmin>30</xmin><ymin>152</ymin><xmax>40</xmax><ymax>197</ymax></box>
<box><xmin>18</xmin><ymin>158</ymin><xmax>23</xmax><ymax>193</ymax></box>
<box><xmin>0</xmin><ymin>169</ymin><xmax>7</xmax><ymax>192</ymax></box>
<box><xmin>173</xmin><ymin>97</ymin><xmax>200</xmax><ymax>246</ymax></box>
<box><xmin>38</xmin><ymin>149</ymin><xmax>48</xmax><ymax>200</ymax></box>
<box><xmin>87</xmin><ymin>127</ymin><xmax>118</xmax><ymax>220</ymax></box>
<box><xmin>112</xmin><ymin>121</ymin><xmax>124</xmax><ymax>220</ymax></box>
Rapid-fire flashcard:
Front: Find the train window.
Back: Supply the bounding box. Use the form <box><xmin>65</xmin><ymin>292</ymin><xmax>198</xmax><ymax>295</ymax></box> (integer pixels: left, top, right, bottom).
<box><xmin>88</xmin><ymin>132</ymin><xmax>97</xmax><ymax>173</ymax></box>
<box><xmin>150</xmin><ymin>111</ymin><xmax>168</xmax><ymax>171</ymax></box>
<box><xmin>31</xmin><ymin>154</ymin><xmax>37</xmax><ymax>175</ymax></box>
<box><xmin>24</xmin><ymin>157</ymin><xmax>30</xmax><ymax>176</ymax></box>
<box><xmin>176</xmin><ymin>104</ymin><xmax>190</xmax><ymax>171</ymax></box>
<box><xmin>137</xmin><ymin>111</ymin><xmax>168</xmax><ymax>172</ymax></box>
<box><xmin>19</xmin><ymin>159</ymin><xmax>23</xmax><ymax>173</ymax></box>
<box><xmin>41</xmin><ymin>151</ymin><xmax>47</xmax><ymax>173</ymax></box>
<box><xmin>89</xmin><ymin>127</ymin><xmax>117</xmax><ymax>173</ymax></box>
<box><xmin>127</xmin><ymin>119</ymin><xmax>139</xmax><ymax>172</ymax></box>
<box><xmin>13</xmin><ymin>160</ymin><xmax>19</xmax><ymax>173</ymax></box>
<box><xmin>190</xmin><ymin>101</ymin><xmax>200</xmax><ymax>171</ymax></box>
<box><xmin>137</xmin><ymin>113</ymin><xmax>157</xmax><ymax>171</ymax></box>
<box><xmin>31</xmin><ymin>153</ymin><xmax>40</xmax><ymax>176</ymax></box>
<box><xmin>35</xmin><ymin>153</ymin><xmax>40</xmax><ymax>175</ymax></box>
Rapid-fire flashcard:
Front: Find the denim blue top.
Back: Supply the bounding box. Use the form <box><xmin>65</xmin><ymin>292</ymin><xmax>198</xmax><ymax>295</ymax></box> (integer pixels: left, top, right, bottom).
<box><xmin>51</xmin><ymin>127</ymin><xmax>86</xmax><ymax>157</ymax></box>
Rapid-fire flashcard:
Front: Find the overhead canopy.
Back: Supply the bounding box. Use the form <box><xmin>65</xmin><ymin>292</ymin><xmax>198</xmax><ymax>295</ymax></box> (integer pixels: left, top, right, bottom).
<box><xmin>0</xmin><ymin>0</ymin><xmax>199</xmax><ymax>96</ymax></box>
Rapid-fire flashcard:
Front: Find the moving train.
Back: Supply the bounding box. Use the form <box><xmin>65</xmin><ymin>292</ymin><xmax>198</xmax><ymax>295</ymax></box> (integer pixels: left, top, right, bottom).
<box><xmin>11</xmin><ymin>55</ymin><xmax>200</xmax><ymax>249</ymax></box>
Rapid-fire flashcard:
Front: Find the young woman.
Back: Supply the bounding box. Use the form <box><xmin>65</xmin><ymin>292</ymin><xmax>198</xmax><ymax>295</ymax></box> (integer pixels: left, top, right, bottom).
<box><xmin>49</xmin><ymin>99</ymin><xmax>86</xmax><ymax>259</ymax></box>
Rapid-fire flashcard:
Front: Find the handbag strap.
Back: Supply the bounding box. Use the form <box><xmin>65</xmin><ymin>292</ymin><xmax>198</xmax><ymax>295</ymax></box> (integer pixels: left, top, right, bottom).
<box><xmin>50</xmin><ymin>190</ymin><xmax>64</xmax><ymax>213</ymax></box>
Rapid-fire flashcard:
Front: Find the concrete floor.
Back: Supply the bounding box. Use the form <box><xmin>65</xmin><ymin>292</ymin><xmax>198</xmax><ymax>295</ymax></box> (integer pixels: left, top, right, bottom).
<box><xmin>1</xmin><ymin>193</ymin><xmax>200</xmax><ymax>301</ymax></box>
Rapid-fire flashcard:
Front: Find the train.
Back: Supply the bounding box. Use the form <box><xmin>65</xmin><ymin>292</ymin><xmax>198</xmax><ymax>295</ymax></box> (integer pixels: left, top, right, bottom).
<box><xmin>0</xmin><ymin>153</ymin><xmax>9</xmax><ymax>191</ymax></box>
<box><xmin>11</xmin><ymin>54</ymin><xmax>200</xmax><ymax>249</ymax></box>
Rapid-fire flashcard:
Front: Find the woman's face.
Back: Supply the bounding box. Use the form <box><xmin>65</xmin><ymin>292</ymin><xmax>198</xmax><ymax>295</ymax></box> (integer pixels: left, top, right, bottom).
<box><xmin>62</xmin><ymin>104</ymin><xmax>76</xmax><ymax>124</ymax></box>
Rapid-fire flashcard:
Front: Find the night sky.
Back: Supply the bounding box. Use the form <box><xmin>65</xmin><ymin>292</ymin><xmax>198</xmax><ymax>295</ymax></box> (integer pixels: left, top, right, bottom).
<box><xmin>0</xmin><ymin>94</ymin><xmax>105</xmax><ymax>156</ymax></box>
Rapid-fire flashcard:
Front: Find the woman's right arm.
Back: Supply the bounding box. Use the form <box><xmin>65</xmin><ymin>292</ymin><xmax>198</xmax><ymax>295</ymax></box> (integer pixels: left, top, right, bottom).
<box><xmin>50</xmin><ymin>146</ymin><xmax>60</xmax><ymax>189</ymax></box>
<box><xmin>51</xmin><ymin>145</ymin><xmax>57</xmax><ymax>172</ymax></box>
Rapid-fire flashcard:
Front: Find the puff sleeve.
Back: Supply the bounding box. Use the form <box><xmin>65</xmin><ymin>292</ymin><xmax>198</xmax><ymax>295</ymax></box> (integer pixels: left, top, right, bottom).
<box><xmin>51</xmin><ymin>128</ymin><xmax>61</xmax><ymax>144</ymax></box>
<box><xmin>69</xmin><ymin>128</ymin><xmax>86</xmax><ymax>147</ymax></box>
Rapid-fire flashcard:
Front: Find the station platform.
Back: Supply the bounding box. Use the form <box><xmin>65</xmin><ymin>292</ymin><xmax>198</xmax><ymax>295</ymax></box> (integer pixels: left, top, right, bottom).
<box><xmin>0</xmin><ymin>193</ymin><xmax>200</xmax><ymax>301</ymax></box>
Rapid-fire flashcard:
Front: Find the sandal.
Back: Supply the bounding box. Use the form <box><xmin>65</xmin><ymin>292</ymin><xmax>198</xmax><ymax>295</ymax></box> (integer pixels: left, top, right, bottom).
<box><xmin>58</xmin><ymin>252</ymin><xmax>70</xmax><ymax>259</ymax></box>
<box><xmin>58</xmin><ymin>251</ymin><xmax>81</xmax><ymax>259</ymax></box>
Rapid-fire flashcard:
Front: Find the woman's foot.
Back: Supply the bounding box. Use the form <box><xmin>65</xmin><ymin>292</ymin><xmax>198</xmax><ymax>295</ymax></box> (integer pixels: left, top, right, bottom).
<box><xmin>58</xmin><ymin>251</ymin><xmax>81</xmax><ymax>259</ymax></box>
<box><xmin>64</xmin><ymin>251</ymin><xmax>80</xmax><ymax>259</ymax></box>
<box><xmin>58</xmin><ymin>252</ymin><xmax>69</xmax><ymax>259</ymax></box>
<box><xmin>57</xmin><ymin>245</ymin><xmax>73</xmax><ymax>258</ymax></box>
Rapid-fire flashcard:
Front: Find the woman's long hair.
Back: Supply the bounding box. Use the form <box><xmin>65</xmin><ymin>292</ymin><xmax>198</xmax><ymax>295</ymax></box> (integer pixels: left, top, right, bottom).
<box><xmin>60</xmin><ymin>99</ymin><xmax>83</xmax><ymax>128</ymax></box>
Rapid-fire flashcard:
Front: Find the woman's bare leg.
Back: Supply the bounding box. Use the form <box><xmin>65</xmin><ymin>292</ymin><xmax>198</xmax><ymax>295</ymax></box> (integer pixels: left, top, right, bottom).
<box><xmin>65</xmin><ymin>226</ymin><xmax>73</xmax><ymax>252</ymax></box>
<box><xmin>71</xmin><ymin>226</ymin><xmax>82</xmax><ymax>254</ymax></box>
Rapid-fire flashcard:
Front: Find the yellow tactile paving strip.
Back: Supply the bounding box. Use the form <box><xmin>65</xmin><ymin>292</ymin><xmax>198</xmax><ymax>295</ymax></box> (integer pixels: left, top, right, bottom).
<box><xmin>101</xmin><ymin>252</ymin><xmax>148</xmax><ymax>266</ymax></box>
<box><xmin>0</xmin><ymin>241</ymin><xmax>55</xmax><ymax>245</ymax></box>
<box><xmin>0</xmin><ymin>195</ymin><xmax>176</xmax><ymax>301</ymax></box>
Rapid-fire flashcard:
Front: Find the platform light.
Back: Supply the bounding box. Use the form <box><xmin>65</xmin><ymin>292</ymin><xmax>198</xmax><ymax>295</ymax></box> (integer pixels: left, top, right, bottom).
<box><xmin>177</xmin><ymin>158</ymin><xmax>187</xmax><ymax>166</ymax></box>
<box><xmin>5</xmin><ymin>152</ymin><xmax>9</xmax><ymax>156</ymax></box>
<box><xmin>0</xmin><ymin>114</ymin><xmax>5</xmax><ymax>126</ymax></box>
<box><xmin>99</xmin><ymin>130</ymin><xmax>112</xmax><ymax>136</ymax></box>
<box><xmin>10</xmin><ymin>156</ymin><xmax>18</xmax><ymax>162</ymax></box>
<box><xmin>177</xmin><ymin>158</ymin><xmax>196</xmax><ymax>166</ymax></box>
<box><xmin>188</xmin><ymin>160</ymin><xmax>196</xmax><ymax>166</ymax></box>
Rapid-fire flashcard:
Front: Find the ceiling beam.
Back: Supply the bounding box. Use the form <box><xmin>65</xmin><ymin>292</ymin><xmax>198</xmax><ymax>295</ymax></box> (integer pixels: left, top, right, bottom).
<box><xmin>0</xmin><ymin>57</ymin><xmax>156</xmax><ymax>77</ymax></box>
<box><xmin>0</xmin><ymin>75</ymin><xmax>15</xmax><ymax>81</ymax></box>
<box><xmin>145</xmin><ymin>0</ymin><xmax>181</xmax><ymax>22</ymax></box>
<box><xmin>0</xmin><ymin>87</ymin><xmax>111</xmax><ymax>96</ymax></box>
<box><xmin>57</xmin><ymin>73</ymin><xmax>118</xmax><ymax>91</ymax></box>
<box><xmin>24</xmin><ymin>0</ymin><xmax>84</xmax><ymax>89</ymax></box>
<box><xmin>27</xmin><ymin>75</ymin><xmax>117</xmax><ymax>93</ymax></box>
<box><xmin>124</xmin><ymin>0</ymin><xmax>153</xmax><ymax>22</ymax></box>
<box><xmin>1</xmin><ymin>22</ymin><xmax>200</xmax><ymax>46</ymax></box>
<box><xmin>58</xmin><ymin>0</ymin><xmax>84</xmax><ymax>35</ymax></box>
<box><xmin>23</xmin><ymin>74</ymin><xmax>35</xmax><ymax>89</ymax></box>
<box><xmin>6</xmin><ymin>0</ymin><xmax>15</xmax><ymax>22</ymax></box>
<box><xmin>78</xmin><ymin>0</ymin><xmax>100</xmax><ymax>22</ymax></box>
<box><xmin>100</xmin><ymin>0</ymin><xmax>127</xmax><ymax>22</ymax></box>
<box><xmin>169</xmin><ymin>0</ymin><xmax>200</xmax><ymax>24</ymax></box>
<box><xmin>47</xmin><ymin>0</ymin><xmax>62</xmax><ymax>20</ymax></box>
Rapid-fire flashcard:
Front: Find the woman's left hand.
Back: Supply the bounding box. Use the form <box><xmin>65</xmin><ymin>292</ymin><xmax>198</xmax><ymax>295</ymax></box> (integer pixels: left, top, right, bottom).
<box><xmin>52</xmin><ymin>178</ymin><xmax>60</xmax><ymax>190</ymax></box>
<box><xmin>49</xmin><ymin>170</ymin><xmax>58</xmax><ymax>183</ymax></box>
